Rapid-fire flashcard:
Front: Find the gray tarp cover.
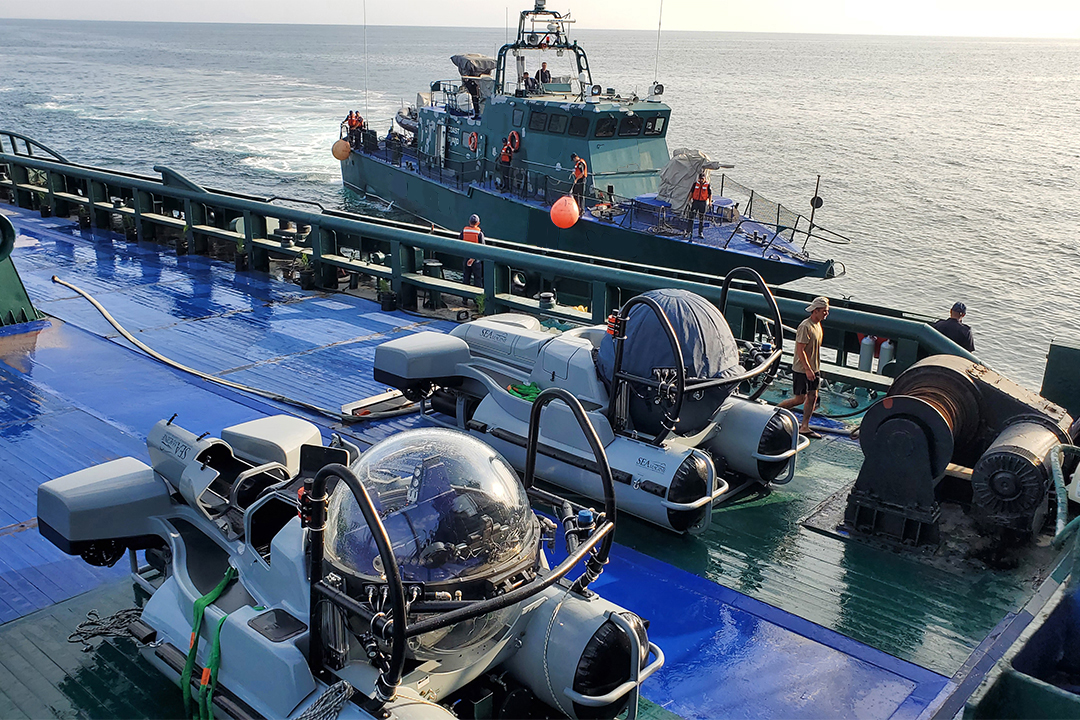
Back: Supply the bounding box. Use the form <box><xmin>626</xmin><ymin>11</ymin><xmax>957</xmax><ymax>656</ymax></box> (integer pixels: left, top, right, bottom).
<box><xmin>596</xmin><ymin>289</ymin><xmax>742</xmax><ymax>388</ymax></box>
<box><xmin>451</xmin><ymin>54</ymin><xmax>497</xmax><ymax>76</ymax></box>
<box><xmin>656</xmin><ymin>148</ymin><xmax>725</xmax><ymax>208</ymax></box>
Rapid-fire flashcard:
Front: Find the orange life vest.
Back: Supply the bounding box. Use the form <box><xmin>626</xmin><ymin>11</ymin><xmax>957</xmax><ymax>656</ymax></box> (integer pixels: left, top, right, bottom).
<box><xmin>691</xmin><ymin>181</ymin><xmax>711</xmax><ymax>202</ymax></box>
<box><xmin>573</xmin><ymin>158</ymin><xmax>588</xmax><ymax>181</ymax></box>
<box><xmin>500</xmin><ymin>144</ymin><xmax>513</xmax><ymax>163</ymax></box>
<box><xmin>462</xmin><ymin>226</ymin><xmax>482</xmax><ymax>243</ymax></box>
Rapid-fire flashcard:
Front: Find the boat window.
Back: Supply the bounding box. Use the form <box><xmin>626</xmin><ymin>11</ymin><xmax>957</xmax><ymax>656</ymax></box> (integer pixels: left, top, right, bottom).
<box><xmin>644</xmin><ymin>115</ymin><xmax>667</xmax><ymax>137</ymax></box>
<box><xmin>618</xmin><ymin>115</ymin><xmax>643</xmax><ymax>137</ymax></box>
<box><xmin>547</xmin><ymin>114</ymin><xmax>568</xmax><ymax>134</ymax></box>
<box><xmin>595</xmin><ymin>117</ymin><xmax>617</xmax><ymax>138</ymax></box>
<box><xmin>512</xmin><ymin>108</ymin><xmax>525</xmax><ymax>127</ymax></box>
<box><xmin>568</xmin><ymin>116</ymin><xmax>590</xmax><ymax>137</ymax></box>
<box><xmin>529</xmin><ymin>111</ymin><xmax>548</xmax><ymax>132</ymax></box>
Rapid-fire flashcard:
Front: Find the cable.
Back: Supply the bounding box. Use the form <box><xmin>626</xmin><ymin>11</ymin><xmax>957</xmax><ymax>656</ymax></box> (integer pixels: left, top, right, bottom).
<box><xmin>51</xmin><ymin>276</ymin><xmax>419</xmax><ymax>425</ymax></box>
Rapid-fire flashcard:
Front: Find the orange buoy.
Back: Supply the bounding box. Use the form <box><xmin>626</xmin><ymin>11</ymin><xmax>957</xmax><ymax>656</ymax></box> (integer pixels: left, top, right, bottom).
<box><xmin>332</xmin><ymin>139</ymin><xmax>351</xmax><ymax>161</ymax></box>
<box><xmin>550</xmin><ymin>196</ymin><xmax>579</xmax><ymax>229</ymax></box>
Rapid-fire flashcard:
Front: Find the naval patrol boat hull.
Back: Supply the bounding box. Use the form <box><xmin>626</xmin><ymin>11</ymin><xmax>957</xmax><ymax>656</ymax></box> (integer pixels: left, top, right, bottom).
<box><xmin>342</xmin><ymin>153</ymin><xmax>834</xmax><ymax>286</ymax></box>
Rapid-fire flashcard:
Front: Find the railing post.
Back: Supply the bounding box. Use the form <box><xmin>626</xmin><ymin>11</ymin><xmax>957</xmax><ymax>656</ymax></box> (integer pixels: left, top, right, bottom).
<box><xmin>390</xmin><ymin>238</ymin><xmax>418</xmax><ymax>310</ymax></box>
<box><xmin>250</xmin><ymin>212</ymin><xmax>269</xmax><ymax>272</ymax></box>
<box><xmin>185</xmin><ymin>199</ymin><xmax>205</xmax><ymax>254</ymax></box>
<box><xmin>89</xmin><ymin>180</ymin><xmax>109</xmax><ymax>228</ymax></box>
<box><xmin>133</xmin><ymin>189</ymin><xmax>153</xmax><ymax>242</ymax></box>
<box><xmin>591</xmin><ymin>281</ymin><xmax>613</xmax><ymax>324</ymax></box>
<box><xmin>45</xmin><ymin>169</ymin><xmax>64</xmax><ymax>216</ymax></box>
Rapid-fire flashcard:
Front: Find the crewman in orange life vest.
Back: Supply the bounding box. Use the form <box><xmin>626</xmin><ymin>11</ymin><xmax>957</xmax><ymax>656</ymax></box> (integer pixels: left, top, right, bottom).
<box><xmin>690</xmin><ymin>170</ymin><xmax>712</xmax><ymax>238</ymax></box>
<box><xmin>570</xmin><ymin>153</ymin><xmax>588</xmax><ymax>216</ymax></box>
<box><xmin>460</xmin><ymin>214</ymin><xmax>485</xmax><ymax>289</ymax></box>
<box><xmin>499</xmin><ymin>139</ymin><xmax>514</xmax><ymax>192</ymax></box>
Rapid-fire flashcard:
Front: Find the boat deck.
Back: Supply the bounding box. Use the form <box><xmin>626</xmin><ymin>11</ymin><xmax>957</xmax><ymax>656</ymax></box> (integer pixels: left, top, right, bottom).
<box><xmin>357</xmin><ymin>143</ymin><xmax>816</xmax><ymax>271</ymax></box>
<box><xmin>0</xmin><ymin>206</ymin><xmax>1064</xmax><ymax>719</ymax></box>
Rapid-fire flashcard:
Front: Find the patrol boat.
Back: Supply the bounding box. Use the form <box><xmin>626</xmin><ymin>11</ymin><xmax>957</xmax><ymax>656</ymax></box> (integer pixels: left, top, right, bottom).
<box><xmin>336</xmin><ymin>1</ymin><xmax>845</xmax><ymax>285</ymax></box>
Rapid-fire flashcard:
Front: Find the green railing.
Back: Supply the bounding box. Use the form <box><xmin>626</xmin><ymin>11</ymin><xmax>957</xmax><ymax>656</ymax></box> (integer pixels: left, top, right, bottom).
<box><xmin>0</xmin><ymin>137</ymin><xmax>977</xmax><ymax>392</ymax></box>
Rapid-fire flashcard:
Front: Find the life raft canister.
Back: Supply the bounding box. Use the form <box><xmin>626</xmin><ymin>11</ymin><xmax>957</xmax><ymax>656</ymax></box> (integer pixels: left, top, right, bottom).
<box><xmin>467</xmin><ymin>132</ymin><xmax>479</xmax><ymax>152</ymax></box>
<box><xmin>508</xmin><ymin>130</ymin><xmax>521</xmax><ymax>152</ymax></box>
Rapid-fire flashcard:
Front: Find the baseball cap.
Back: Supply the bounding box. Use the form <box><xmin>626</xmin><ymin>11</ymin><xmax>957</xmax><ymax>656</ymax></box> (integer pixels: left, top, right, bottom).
<box><xmin>805</xmin><ymin>296</ymin><xmax>830</xmax><ymax>312</ymax></box>
<box><xmin>469</xmin><ymin>214</ymin><xmax>480</xmax><ymax>225</ymax></box>
<box><xmin>951</xmin><ymin>302</ymin><xmax>967</xmax><ymax>315</ymax></box>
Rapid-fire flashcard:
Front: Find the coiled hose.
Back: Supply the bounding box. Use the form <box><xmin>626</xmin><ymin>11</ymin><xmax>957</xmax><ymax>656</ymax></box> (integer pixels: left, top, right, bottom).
<box><xmin>52</xmin><ymin>276</ymin><xmax>418</xmax><ymax>425</ymax></box>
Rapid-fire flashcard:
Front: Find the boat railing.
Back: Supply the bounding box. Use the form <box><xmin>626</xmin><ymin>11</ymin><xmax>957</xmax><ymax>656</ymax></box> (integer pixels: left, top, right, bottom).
<box><xmin>3</xmin><ymin>137</ymin><xmax>957</xmax><ymax>394</ymax></box>
<box><xmin>0</xmin><ymin>131</ymin><xmax>69</xmax><ymax>164</ymax></box>
<box><xmin>716</xmin><ymin>173</ymin><xmax>852</xmax><ymax>250</ymax></box>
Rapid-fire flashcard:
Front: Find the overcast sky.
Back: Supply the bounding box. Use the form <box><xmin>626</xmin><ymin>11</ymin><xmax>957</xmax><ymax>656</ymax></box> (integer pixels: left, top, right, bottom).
<box><xmin>2</xmin><ymin>0</ymin><xmax>1079</xmax><ymax>38</ymax></box>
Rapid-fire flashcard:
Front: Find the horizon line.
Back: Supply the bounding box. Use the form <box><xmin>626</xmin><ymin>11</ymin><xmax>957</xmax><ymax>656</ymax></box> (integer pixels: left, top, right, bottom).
<box><xmin>1</xmin><ymin>16</ymin><xmax>1078</xmax><ymax>41</ymax></box>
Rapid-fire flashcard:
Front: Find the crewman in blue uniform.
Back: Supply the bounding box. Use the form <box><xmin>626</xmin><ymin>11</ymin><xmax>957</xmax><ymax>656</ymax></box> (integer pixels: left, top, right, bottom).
<box><xmin>931</xmin><ymin>302</ymin><xmax>975</xmax><ymax>352</ymax></box>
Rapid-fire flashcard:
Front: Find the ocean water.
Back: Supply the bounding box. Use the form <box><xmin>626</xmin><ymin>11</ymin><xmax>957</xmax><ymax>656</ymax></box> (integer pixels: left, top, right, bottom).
<box><xmin>2</xmin><ymin>20</ymin><xmax>1078</xmax><ymax>388</ymax></box>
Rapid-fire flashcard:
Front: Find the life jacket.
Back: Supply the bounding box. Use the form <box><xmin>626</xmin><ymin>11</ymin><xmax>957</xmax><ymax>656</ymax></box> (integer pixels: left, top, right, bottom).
<box><xmin>347</xmin><ymin>114</ymin><xmax>359</xmax><ymax>129</ymax></box>
<box><xmin>573</xmin><ymin>158</ymin><xmax>588</xmax><ymax>181</ymax></box>
<box><xmin>462</xmin><ymin>225</ymin><xmax>483</xmax><ymax>243</ymax></box>
<box><xmin>691</xmin><ymin>181</ymin><xmax>711</xmax><ymax>202</ymax></box>
<box><xmin>500</xmin><ymin>144</ymin><xmax>513</xmax><ymax>163</ymax></box>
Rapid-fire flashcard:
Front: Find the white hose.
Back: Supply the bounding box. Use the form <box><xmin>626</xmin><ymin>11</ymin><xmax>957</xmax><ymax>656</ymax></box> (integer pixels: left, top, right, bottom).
<box><xmin>51</xmin><ymin>275</ymin><xmax>419</xmax><ymax>425</ymax></box>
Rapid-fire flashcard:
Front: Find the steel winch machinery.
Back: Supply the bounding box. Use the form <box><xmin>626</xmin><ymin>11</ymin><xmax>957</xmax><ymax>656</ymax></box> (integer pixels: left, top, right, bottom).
<box><xmin>844</xmin><ymin>355</ymin><xmax>1080</xmax><ymax>547</ymax></box>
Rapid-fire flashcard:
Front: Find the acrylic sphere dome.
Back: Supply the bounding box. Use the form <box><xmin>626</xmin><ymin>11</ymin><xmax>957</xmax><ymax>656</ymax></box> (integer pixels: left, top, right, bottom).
<box><xmin>324</xmin><ymin>428</ymin><xmax>539</xmax><ymax>590</ymax></box>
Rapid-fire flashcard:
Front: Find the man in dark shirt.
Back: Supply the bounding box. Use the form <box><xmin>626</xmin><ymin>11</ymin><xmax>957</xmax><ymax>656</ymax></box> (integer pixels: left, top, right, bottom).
<box><xmin>931</xmin><ymin>302</ymin><xmax>975</xmax><ymax>352</ymax></box>
<box><xmin>539</xmin><ymin>62</ymin><xmax>552</xmax><ymax>84</ymax></box>
<box><xmin>523</xmin><ymin>72</ymin><xmax>540</xmax><ymax>94</ymax></box>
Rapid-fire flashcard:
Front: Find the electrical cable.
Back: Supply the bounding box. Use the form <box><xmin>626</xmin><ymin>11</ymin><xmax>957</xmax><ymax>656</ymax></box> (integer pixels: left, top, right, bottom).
<box><xmin>51</xmin><ymin>276</ymin><xmax>419</xmax><ymax>425</ymax></box>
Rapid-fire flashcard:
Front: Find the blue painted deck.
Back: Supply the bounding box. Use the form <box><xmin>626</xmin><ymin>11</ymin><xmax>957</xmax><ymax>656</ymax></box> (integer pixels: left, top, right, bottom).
<box><xmin>0</xmin><ymin>207</ymin><xmax>949</xmax><ymax>719</ymax></box>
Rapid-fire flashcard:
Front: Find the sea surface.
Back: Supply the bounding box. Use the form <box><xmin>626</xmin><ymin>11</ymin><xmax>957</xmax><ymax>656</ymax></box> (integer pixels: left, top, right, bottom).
<box><xmin>2</xmin><ymin>20</ymin><xmax>1078</xmax><ymax>389</ymax></box>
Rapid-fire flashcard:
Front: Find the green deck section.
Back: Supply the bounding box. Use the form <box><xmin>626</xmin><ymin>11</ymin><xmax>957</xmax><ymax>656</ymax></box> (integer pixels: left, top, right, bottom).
<box><xmin>611</xmin><ymin>431</ymin><xmax>1063</xmax><ymax>677</ymax></box>
<box><xmin>0</xmin><ymin>578</ymin><xmax>682</xmax><ymax>720</ymax></box>
<box><xmin>0</xmin><ymin>581</ymin><xmax>185</xmax><ymax>720</ymax></box>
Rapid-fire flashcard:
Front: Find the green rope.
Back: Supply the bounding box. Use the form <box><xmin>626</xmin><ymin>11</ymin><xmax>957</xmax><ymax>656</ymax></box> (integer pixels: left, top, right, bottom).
<box><xmin>508</xmin><ymin>382</ymin><xmax>543</xmax><ymax>402</ymax></box>
<box><xmin>181</xmin><ymin>566</ymin><xmax>237</xmax><ymax>719</ymax></box>
<box><xmin>198</xmin><ymin>614</ymin><xmax>230</xmax><ymax>720</ymax></box>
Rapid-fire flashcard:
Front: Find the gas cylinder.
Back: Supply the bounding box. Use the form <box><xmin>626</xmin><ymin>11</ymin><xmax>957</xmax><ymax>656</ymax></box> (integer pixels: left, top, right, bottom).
<box><xmin>877</xmin><ymin>339</ymin><xmax>895</xmax><ymax>374</ymax></box>
<box><xmin>858</xmin><ymin>335</ymin><xmax>876</xmax><ymax>372</ymax></box>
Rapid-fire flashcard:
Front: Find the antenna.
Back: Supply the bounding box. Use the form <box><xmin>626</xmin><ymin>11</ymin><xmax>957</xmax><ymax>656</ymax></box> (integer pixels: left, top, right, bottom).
<box><xmin>653</xmin><ymin>0</ymin><xmax>664</xmax><ymax>82</ymax></box>
<box><xmin>364</xmin><ymin>0</ymin><xmax>370</xmax><ymax>118</ymax></box>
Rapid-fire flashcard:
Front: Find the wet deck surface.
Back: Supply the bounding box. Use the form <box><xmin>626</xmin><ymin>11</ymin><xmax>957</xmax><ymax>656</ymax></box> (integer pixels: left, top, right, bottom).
<box><xmin>0</xmin><ymin>207</ymin><xmax>1059</xmax><ymax>718</ymax></box>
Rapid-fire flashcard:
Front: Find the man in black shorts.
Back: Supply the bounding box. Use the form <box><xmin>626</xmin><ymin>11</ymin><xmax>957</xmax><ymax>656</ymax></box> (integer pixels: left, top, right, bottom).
<box><xmin>778</xmin><ymin>296</ymin><xmax>829</xmax><ymax>438</ymax></box>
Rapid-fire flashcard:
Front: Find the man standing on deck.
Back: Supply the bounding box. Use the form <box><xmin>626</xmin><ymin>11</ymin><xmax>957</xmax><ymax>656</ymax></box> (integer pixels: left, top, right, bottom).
<box><xmin>778</xmin><ymin>296</ymin><xmax>829</xmax><ymax>439</ymax></box>
<box><xmin>570</xmin><ymin>153</ymin><xmax>588</xmax><ymax>216</ymax></box>
<box><xmin>931</xmin><ymin>302</ymin><xmax>975</xmax><ymax>352</ymax></box>
<box><xmin>539</xmin><ymin>62</ymin><xmax>552</xmax><ymax>84</ymax></box>
<box><xmin>460</xmin><ymin>214</ymin><xmax>485</xmax><ymax>290</ymax></box>
<box><xmin>690</xmin><ymin>171</ymin><xmax>712</xmax><ymax>238</ymax></box>
<box><xmin>499</xmin><ymin>138</ymin><xmax>514</xmax><ymax>193</ymax></box>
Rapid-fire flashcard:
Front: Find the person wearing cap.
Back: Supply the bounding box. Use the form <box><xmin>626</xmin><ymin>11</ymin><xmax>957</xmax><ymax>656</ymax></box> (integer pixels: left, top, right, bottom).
<box><xmin>778</xmin><ymin>296</ymin><xmax>830</xmax><ymax>438</ymax></box>
<box><xmin>460</xmin><ymin>214</ymin><xmax>485</xmax><ymax>290</ymax></box>
<box><xmin>931</xmin><ymin>302</ymin><xmax>975</xmax><ymax>352</ymax></box>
